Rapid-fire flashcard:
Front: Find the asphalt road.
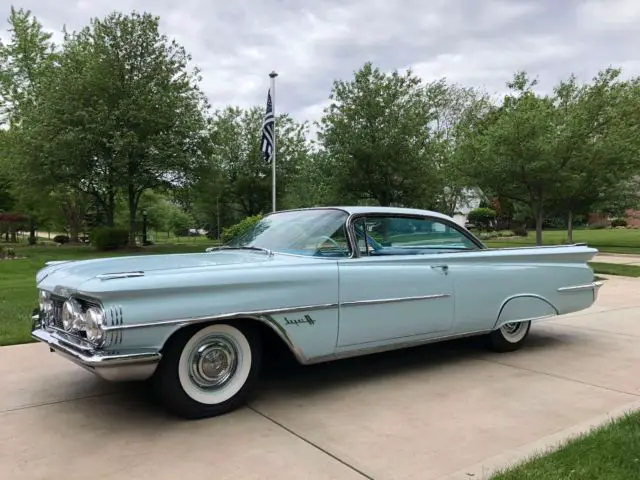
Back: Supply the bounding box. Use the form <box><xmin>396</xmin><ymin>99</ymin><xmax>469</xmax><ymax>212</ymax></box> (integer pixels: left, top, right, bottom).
<box><xmin>1</xmin><ymin>275</ymin><xmax>639</xmax><ymax>480</ymax></box>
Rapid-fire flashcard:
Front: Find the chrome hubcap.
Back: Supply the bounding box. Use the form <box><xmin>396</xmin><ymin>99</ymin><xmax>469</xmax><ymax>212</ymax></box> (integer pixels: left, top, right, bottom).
<box><xmin>502</xmin><ymin>322</ymin><xmax>520</xmax><ymax>335</ymax></box>
<box><xmin>189</xmin><ymin>336</ymin><xmax>238</xmax><ymax>390</ymax></box>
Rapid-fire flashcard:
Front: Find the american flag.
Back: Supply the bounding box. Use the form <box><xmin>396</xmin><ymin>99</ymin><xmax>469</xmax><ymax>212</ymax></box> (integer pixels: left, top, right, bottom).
<box><xmin>261</xmin><ymin>89</ymin><xmax>275</xmax><ymax>164</ymax></box>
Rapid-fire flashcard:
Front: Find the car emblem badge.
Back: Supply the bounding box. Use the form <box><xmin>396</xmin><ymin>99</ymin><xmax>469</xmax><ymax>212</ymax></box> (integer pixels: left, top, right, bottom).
<box><xmin>284</xmin><ymin>314</ymin><xmax>316</xmax><ymax>326</ymax></box>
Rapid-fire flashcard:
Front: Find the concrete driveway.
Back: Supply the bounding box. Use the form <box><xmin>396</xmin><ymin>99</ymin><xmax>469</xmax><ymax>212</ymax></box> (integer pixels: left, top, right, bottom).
<box><xmin>2</xmin><ymin>276</ymin><xmax>639</xmax><ymax>480</ymax></box>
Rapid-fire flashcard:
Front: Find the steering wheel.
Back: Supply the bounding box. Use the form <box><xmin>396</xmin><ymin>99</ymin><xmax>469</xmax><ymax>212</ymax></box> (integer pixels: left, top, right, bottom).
<box><xmin>312</xmin><ymin>235</ymin><xmax>349</xmax><ymax>256</ymax></box>
<box><xmin>313</xmin><ymin>235</ymin><xmax>340</xmax><ymax>249</ymax></box>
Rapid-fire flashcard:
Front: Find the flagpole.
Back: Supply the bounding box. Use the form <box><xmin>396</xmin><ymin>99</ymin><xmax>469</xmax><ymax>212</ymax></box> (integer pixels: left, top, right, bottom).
<box><xmin>269</xmin><ymin>71</ymin><xmax>278</xmax><ymax>213</ymax></box>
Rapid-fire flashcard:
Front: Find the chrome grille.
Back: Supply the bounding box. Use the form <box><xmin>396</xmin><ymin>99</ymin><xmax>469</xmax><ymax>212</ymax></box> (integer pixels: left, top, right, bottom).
<box><xmin>50</xmin><ymin>298</ymin><xmax>65</xmax><ymax>330</ymax></box>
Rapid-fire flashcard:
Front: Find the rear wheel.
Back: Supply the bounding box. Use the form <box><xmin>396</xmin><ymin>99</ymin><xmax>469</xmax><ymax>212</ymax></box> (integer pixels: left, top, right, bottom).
<box><xmin>487</xmin><ymin>321</ymin><xmax>531</xmax><ymax>352</ymax></box>
<box><xmin>153</xmin><ymin>322</ymin><xmax>262</xmax><ymax>419</ymax></box>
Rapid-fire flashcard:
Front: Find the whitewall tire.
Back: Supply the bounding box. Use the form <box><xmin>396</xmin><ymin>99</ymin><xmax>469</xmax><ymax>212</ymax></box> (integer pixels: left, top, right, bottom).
<box><xmin>487</xmin><ymin>321</ymin><xmax>531</xmax><ymax>352</ymax></box>
<box><xmin>153</xmin><ymin>322</ymin><xmax>262</xmax><ymax>419</ymax></box>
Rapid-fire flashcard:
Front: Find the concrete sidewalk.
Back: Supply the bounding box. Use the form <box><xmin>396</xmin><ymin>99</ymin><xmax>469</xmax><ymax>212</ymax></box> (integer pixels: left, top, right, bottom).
<box><xmin>1</xmin><ymin>276</ymin><xmax>639</xmax><ymax>480</ymax></box>
<box><xmin>594</xmin><ymin>253</ymin><xmax>640</xmax><ymax>265</ymax></box>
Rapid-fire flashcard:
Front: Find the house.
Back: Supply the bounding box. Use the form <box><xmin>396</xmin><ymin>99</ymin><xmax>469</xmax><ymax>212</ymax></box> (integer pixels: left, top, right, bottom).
<box><xmin>588</xmin><ymin>209</ymin><xmax>640</xmax><ymax>227</ymax></box>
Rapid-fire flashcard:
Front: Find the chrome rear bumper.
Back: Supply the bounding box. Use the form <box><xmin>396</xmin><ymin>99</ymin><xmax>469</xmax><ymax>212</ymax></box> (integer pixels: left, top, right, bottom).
<box><xmin>31</xmin><ymin>328</ymin><xmax>161</xmax><ymax>382</ymax></box>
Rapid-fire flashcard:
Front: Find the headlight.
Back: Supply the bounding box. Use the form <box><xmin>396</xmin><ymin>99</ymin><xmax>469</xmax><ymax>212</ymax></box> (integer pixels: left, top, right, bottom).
<box><xmin>61</xmin><ymin>299</ymin><xmax>84</xmax><ymax>332</ymax></box>
<box><xmin>38</xmin><ymin>291</ymin><xmax>53</xmax><ymax>315</ymax></box>
<box><xmin>84</xmin><ymin>307</ymin><xmax>105</xmax><ymax>344</ymax></box>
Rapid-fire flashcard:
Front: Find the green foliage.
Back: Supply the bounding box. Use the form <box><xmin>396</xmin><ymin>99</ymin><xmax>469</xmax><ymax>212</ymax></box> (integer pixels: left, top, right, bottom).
<box><xmin>221</xmin><ymin>214</ymin><xmax>263</xmax><ymax>244</ymax></box>
<box><xmin>467</xmin><ymin>207</ymin><xmax>496</xmax><ymax>229</ymax></box>
<box><xmin>18</xmin><ymin>11</ymin><xmax>210</xmax><ymax>244</ymax></box>
<box><xmin>456</xmin><ymin>69</ymin><xmax>640</xmax><ymax>245</ymax></box>
<box><xmin>170</xmin><ymin>209</ymin><xmax>193</xmax><ymax>236</ymax></box>
<box><xmin>611</xmin><ymin>218</ymin><xmax>628</xmax><ymax>228</ymax></box>
<box><xmin>91</xmin><ymin>227</ymin><xmax>129</xmax><ymax>251</ymax></box>
<box><xmin>52</xmin><ymin>234</ymin><xmax>69</xmax><ymax>245</ymax></box>
<box><xmin>319</xmin><ymin>62</ymin><xmax>444</xmax><ymax>207</ymax></box>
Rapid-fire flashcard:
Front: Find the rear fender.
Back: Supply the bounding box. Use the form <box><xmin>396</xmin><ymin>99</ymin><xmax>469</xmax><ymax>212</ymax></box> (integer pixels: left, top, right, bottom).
<box><xmin>493</xmin><ymin>294</ymin><xmax>558</xmax><ymax>330</ymax></box>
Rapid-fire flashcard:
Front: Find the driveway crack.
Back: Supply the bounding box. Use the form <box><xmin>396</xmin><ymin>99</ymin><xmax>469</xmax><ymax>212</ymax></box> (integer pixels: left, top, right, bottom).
<box><xmin>478</xmin><ymin>358</ymin><xmax>640</xmax><ymax>398</ymax></box>
<box><xmin>247</xmin><ymin>404</ymin><xmax>375</xmax><ymax>480</ymax></box>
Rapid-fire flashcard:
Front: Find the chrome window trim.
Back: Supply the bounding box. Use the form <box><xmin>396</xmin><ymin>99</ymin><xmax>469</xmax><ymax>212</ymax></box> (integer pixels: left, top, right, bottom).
<box><xmin>220</xmin><ymin>207</ymin><xmax>354</xmax><ymax>260</ymax></box>
<box><xmin>344</xmin><ymin>211</ymin><xmax>486</xmax><ymax>259</ymax></box>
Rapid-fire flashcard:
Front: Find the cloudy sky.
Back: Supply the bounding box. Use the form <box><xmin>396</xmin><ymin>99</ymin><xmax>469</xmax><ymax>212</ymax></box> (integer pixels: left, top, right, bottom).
<box><xmin>2</xmin><ymin>0</ymin><xmax>638</xmax><ymax>126</ymax></box>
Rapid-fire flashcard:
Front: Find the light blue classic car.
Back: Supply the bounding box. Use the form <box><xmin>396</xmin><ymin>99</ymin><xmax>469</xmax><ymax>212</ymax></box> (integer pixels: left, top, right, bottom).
<box><xmin>31</xmin><ymin>206</ymin><xmax>602</xmax><ymax>418</ymax></box>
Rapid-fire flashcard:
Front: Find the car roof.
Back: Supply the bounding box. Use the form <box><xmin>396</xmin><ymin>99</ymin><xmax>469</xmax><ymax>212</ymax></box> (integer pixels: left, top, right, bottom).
<box><xmin>279</xmin><ymin>206</ymin><xmax>455</xmax><ymax>222</ymax></box>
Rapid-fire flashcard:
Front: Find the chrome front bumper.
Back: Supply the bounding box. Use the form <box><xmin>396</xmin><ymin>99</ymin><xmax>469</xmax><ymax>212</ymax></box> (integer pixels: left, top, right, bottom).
<box><xmin>31</xmin><ymin>328</ymin><xmax>162</xmax><ymax>382</ymax></box>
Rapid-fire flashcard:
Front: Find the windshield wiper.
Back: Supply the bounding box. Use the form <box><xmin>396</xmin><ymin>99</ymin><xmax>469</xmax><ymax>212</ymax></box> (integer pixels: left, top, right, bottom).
<box><xmin>205</xmin><ymin>245</ymin><xmax>274</xmax><ymax>256</ymax></box>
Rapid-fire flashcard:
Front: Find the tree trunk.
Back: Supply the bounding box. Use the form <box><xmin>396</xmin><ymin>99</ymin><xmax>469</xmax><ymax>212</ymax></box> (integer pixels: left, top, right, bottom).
<box><xmin>69</xmin><ymin>222</ymin><xmax>80</xmax><ymax>244</ymax></box>
<box><xmin>29</xmin><ymin>218</ymin><xmax>36</xmax><ymax>244</ymax></box>
<box><xmin>127</xmin><ymin>183</ymin><xmax>137</xmax><ymax>247</ymax></box>
<box><xmin>567</xmin><ymin>210</ymin><xmax>573</xmax><ymax>244</ymax></box>
<box><xmin>9</xmin><ymin>225</ymin><xmax>17</xmax><ymax>243</ymax></box>
<box><xmin>534</xmin><ymin>207</ymin><xmax>544</xmax><ymax>246</ymax></box>
<box><xmin>105</xmin><ymin>193</ymin><xmax>116</xmax><ymax>227</ymax></box>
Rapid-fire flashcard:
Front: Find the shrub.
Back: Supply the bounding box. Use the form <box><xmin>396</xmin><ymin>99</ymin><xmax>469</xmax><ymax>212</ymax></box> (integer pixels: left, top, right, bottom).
<box><xmin>611</xmin><ymin>218</ymin><xmax>627</xmax><ymax>228</ymax></box>
<box><xmin>91</xmin><ymin>227</ymin><xmax>129</xmax><ymax>251</ymax></box>
<box><xmin>512</xmin><ymin>226</ymin><xmax>528</xmax><ymax>237</ymax></box>
<box><xmin>52</xmin><ymin>235</ymin><xmax>69</xmax><ymax>245</ymax></box>
<box><xmin>467</xmin><ymin>208</ymin><xmax>497</xmax><ymax>230</ymax></box>
<box><xmin>221</xmin><ymin>214</ymin><xmax>263</xmax><ymax>244</ymax></box>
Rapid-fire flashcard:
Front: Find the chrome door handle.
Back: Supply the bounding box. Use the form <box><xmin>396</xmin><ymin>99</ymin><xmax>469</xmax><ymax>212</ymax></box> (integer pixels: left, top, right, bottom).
<box><xmin>431</xmin><ymin>264</ymin><xmax>449</xmax><ymax>273</ymax></box>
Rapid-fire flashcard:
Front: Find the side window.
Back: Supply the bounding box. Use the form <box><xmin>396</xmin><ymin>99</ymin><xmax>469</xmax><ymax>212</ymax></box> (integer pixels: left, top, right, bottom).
<box><xmin>360</xmin><ymin>216</ymin><xmax>478</xmax><ymax>254</ymax></box>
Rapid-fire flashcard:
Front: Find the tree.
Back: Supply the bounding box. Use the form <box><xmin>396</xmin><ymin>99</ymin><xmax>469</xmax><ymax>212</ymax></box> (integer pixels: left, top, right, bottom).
<box><xmin>0</xmin><ymin>6</ymin><xmax>57</xmax><ymax>125</ymax></box>
<box><xmin>0</xmin><ymin>7</ymin><xmax>58</xmax><ymax>243</ymax></box>
<box><xmin>426</xmin><ymin>80</ymin><xmax>488</xmax><ymax>216</ymax></box>
<box><xmin>23</xmin><ymin>11</ymin><xmax>211</xmax><ymax>245</ymax></box>
<box><xmin>455</xmin><ymin>72</ymin><xmax>564</xmax><ymax>245</ymax></box>
<box><xmin>202</xmin><ymin>105</ymin><xmax>310</xmax><ymax>218</ymax></box>
<box><xmin>318</xmin><ymin>62</ymin><xmax>442</xmax><ymax>207</ymax></box>
<box><xmin>547</xmin><ymin>68</ymin><xmax>640</xmax><ymax>242</ymax></box>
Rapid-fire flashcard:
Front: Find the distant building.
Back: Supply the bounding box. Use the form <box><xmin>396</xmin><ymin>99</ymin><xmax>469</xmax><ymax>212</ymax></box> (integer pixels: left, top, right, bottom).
<box><xmin>588</xmin><ymin>209</ymin><xmax>640</xmax><ymax>227</ymax></box>
<box><xmin>451</xmin><ymin>187</ymin><xmax>482</xmax><ymax>227</ymax></box>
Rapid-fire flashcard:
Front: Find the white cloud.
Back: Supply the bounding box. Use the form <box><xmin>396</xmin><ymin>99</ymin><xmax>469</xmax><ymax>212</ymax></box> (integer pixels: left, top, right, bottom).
<box><xmin>1</xmin><ymin>0</ymin><xmax>637</xmax><ymax>127</ymax></box>
<box><xmin>576</xmin><ymin>0</ymin><xmax>640</xmax><ymax>31</ymax></box>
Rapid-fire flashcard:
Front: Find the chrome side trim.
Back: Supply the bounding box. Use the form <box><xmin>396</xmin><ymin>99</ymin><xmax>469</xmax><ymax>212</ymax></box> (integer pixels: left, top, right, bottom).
<box><xmin>340</xmin><ymin>293</ymin><xmax>451</xmax><ymax>307</ymax></box>
<box><xmin>97</xmin><ymin>272</ymin><xmax>144</xmax><ymax>280</ymax></box>
<box><xmin>32</xmin><ymin>328</ymin><xmax>161</xmax><ymax>381</ymax></box>
<box><xmin>101</xmin><ymin>302</ymin><xmax>340</xmax><ymax>332</ymax></box>
<box><xmin>558</xmin><ymin>281</ymin><xmax>604</xmax><ymax>293</ymax></box>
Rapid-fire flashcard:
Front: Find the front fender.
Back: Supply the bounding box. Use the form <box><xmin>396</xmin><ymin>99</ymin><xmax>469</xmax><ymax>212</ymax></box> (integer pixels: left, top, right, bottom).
<box><xmin>494</xmin><ymin>294</ymin><xmax>558</xmax><ymax>329</ymax></box>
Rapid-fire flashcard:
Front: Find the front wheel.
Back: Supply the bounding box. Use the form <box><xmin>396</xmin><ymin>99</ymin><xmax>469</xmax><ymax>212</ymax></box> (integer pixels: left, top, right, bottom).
<box><xmin>486</xmin><ymin>321</ymin><xmax>531</xmax><ymax>352</ymax></box>
<box><xmin>153</xmin><ymin>322</ymin><xmax>262</xmax><ymax>419</ymax></box>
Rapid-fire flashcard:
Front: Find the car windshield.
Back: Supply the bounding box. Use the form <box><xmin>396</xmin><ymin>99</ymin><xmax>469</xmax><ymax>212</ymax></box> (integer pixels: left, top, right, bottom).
<box><xmin>226</xmin><ymin>209</ymin><xmax>351</xmax><ymax>257</ymax></box>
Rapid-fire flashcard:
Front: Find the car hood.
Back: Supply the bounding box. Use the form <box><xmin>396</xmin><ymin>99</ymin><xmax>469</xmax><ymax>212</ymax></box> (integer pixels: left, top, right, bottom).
<box><xmin>36</xmin><ymin>250</ymin><xmax>283</xmax><ymax>295</ymax></box>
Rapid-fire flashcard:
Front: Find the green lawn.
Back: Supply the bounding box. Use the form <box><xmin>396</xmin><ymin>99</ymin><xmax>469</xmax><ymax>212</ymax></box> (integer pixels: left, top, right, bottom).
<box><xmin>484</xmin><ymin>228</ymin><xmax>640</xmax><ymax>254</ymax></box>
<box><xmin>490</xmin><ymin>410</ymin><xmax>640</xmax><ymax>480</ymax></box>
<box><xmin>589</xmin><ymin>262</ymin><xmax>640</xmax><ymax>277</ymax></box>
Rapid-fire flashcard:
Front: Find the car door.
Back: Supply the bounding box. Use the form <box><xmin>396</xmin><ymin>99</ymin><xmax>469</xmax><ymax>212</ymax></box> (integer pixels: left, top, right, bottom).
<box><xmin>335</xmin><ymin>214</ymin><xmax>473</xmax><ymax>348</ymax></box>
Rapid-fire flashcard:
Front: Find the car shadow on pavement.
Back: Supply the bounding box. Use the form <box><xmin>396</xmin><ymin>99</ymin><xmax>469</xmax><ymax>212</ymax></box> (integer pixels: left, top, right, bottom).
<box><xmin>254</xmin><ymin>331</ymin><xmax>568</xmax><ymax>397</ymax></box>
<box><xmin>45</xmin><ymin>329</ymin><xmax>574</xmax><ymax>424</ymax></box>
